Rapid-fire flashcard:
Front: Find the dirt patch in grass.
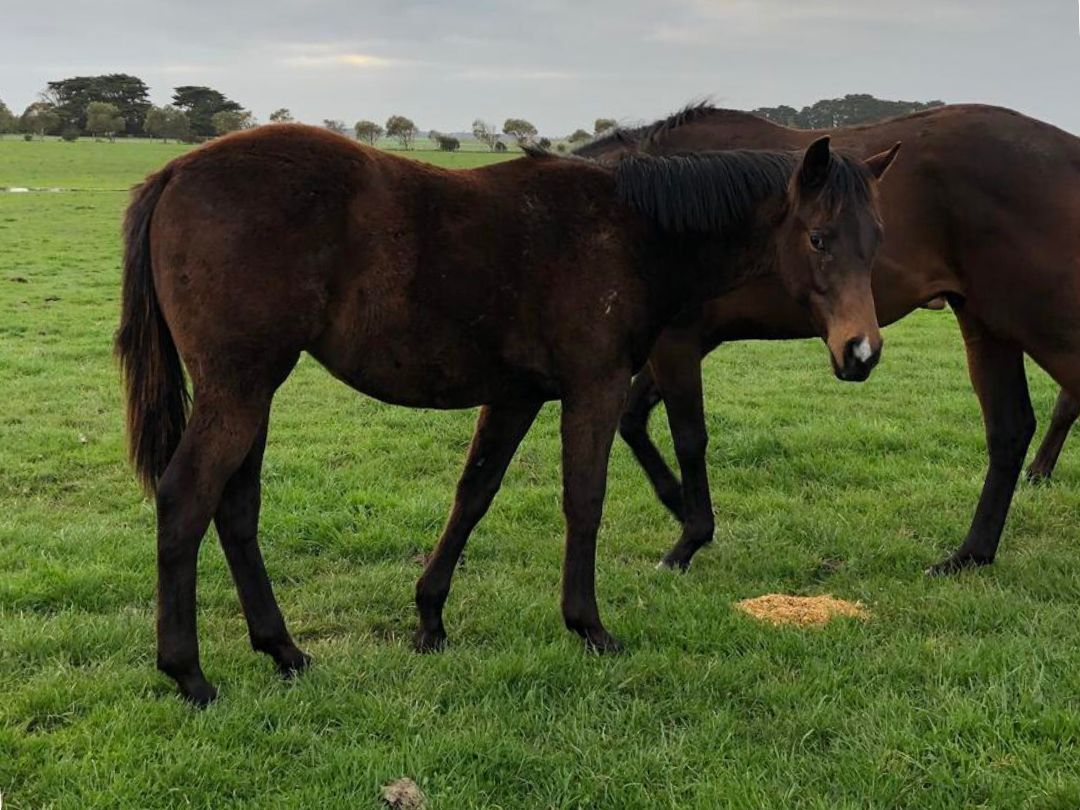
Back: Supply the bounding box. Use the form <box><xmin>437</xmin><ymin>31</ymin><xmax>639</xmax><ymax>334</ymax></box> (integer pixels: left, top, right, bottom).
<box><xmin>735</xmin><ymin>594</ymin><xmax>865</xmax><ymax>627</ymax></box>
<box><xmin>381</xmin><ymin>778</ymin><xmax>426</xmax><ymax>809</ymax></box>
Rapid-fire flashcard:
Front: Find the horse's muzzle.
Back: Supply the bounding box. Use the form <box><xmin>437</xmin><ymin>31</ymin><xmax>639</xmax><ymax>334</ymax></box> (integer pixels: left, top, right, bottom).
<box><xmin>833</xmin><ymin>335</ymin><xmax>881</xmax><ymax>382</ymax></box>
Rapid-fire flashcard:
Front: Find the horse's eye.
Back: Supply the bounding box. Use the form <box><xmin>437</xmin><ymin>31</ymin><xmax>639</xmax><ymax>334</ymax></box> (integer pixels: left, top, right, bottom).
<box><xmin>809</xmin><ymin>230</ymin><xmax>828</xmax><ymax>252</ymax></box>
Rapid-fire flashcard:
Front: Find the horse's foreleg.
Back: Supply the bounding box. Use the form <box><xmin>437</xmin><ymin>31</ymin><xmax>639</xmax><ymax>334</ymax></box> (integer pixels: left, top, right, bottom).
<box><xmin>618</xmin><ymin>369</ymin><xmax>684</xmax><ymax>521</ymax></box>
<box><xmin>651</xmin><ymin>343</ymin><xmax>713</xmax><ymax>571</ymax></box>
<box><xmin>214</xmin><ymin>417</ymin><xmax>309</xmax><ymax>677</ymax></box>
<box><xmin>1027</xmin><ymin>389</ymin><xmax>1079</xmax><ymax>483</ymax></box>
<box><xmin>928</xmin><ymin>313</ymin><xmax>1034</xmax><ymax>575</ymax></box>
<box><xmin>155</xmin><ymin>392</ymin><xmax>271</xmax><ymax>705</ymax></box>
<box><xmin>560</xmin><ymin>375</ymin><xmax>628</xmax><ymax>653</ymax></box>
<box><xmin>414</xmin><ymin>401</ymin><xmax>542</xmax><ymax>652</ymax></box>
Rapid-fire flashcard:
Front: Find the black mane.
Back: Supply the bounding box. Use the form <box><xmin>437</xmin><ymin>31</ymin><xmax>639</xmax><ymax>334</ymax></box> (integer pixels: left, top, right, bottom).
<box><xmin>570</xmin><ymin>126</ymin><xmax>643</xmax><ymax>158</ymax></box>
<box><xmin>636</xmin><ymin>100</ymin><xmax>724</xmax><ymax>148</ymax></box>
<box><xmin>613</xmin><ymin>150</ymin><xmax>877</xmax><ymax>233</ymax></box>
<box><xmin>529</xmin><ymin>126</ymin><xmax>879</xmax><ymax>234</ymax></box>
<box><xmin>613</xmin><ymin>150</ymin><xmax>795</xmax><ymax>233</ymax></box>
<box><xmin>571</xmin><ymin>101</ymin><xmax>725</xmax><ymax>158</ymax></box>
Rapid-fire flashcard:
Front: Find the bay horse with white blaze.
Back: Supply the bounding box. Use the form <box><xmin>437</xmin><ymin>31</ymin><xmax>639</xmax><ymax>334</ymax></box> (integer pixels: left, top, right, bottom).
<box><xmin>579</xmin><ymin>103</ymin><xmax>1080</xmax><ymax>574</ymax></box>
<box><xmin>117</xmin><ymin>124</ymin><xmax>896</xmax><ymax>704</ymax></box>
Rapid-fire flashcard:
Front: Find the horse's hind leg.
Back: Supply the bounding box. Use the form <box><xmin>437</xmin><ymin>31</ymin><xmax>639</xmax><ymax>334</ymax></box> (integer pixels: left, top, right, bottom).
<box><xmin>927</xmin><ymin>312</ymin><xmax>1034</xmax><ymax>575</ymax></box>
<box><xmin>415</xmin><ymin>401</ymin><xmax>542</xmax><ymax>652</ymax></box>
<box><xmin>651</xmin><ymin>336</ymin><xmax>713</xmax><ymax>571</ymax></box>
<box><xmin>619</xmin><ymin>369</ymin><xmax>684</xmax><ymax>521</ymax></box>
<box><xmin>214</xmin><ymin>416</ymin><xmax>309</xmax><ymax>677</ymax></box>
<box><xmin>1027</xmin><ymin>390</ymin><xmax>1079</xmax><ymax>483</ymax></box>
<box><xmin>155</xmin><ymin>390</ymin><xmax>273</xmax><ymax>705</ymax></box>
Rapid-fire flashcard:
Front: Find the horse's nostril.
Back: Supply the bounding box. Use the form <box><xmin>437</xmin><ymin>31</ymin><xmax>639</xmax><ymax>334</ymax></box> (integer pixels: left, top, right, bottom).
<box><xmin>837</xmin><ymin>336</ymin><xmax>879</xmax><ymax>382</ymax></box>
<box><xmin>851</xmin><ymin>337</ymin><xmax>874</xmax><ymax>364</ymax></box>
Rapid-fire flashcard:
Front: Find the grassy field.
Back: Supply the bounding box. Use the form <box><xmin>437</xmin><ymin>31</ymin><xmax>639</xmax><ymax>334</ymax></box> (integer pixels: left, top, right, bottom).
<box><xmin>0</xmin><ymin>137</ymin><xmax>518</xmax><ymax>189</ymax></box>
<box><xmin>2</xmin><ymin>137</ymin><xmax>1080</xmax><ymax>809</ymax></box>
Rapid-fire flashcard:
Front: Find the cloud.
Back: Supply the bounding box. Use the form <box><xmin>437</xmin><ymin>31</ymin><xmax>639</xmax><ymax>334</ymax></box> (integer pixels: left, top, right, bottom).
<box><xmin>450</xmin><ymin>67</ymin><xmax>576</xmax><ymax>81</ymax></box>
<box><xmin>677</xmin><ymin>0</ymin><xmax>984</xmax><ymax>30</ymax></box>
<box><xmin>157</xmin><ymin>63</ymin><xmax>213</xmax><ymax>76</ymax></box>
<box><xmin>281</xmin><ymin>52</ymin><xmax>402</xmax><ymax>69</ymax></box>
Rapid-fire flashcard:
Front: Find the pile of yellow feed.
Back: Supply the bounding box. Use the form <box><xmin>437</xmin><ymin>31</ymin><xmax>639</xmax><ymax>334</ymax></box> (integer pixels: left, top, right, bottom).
<box><xmin>734</xmin><ymin>594</ymin><xmax>866</xmax><ymax>627</ymax></box>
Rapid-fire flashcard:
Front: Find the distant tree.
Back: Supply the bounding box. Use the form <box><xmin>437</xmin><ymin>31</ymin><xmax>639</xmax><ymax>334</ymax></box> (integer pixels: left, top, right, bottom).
<box><xmin>143</xmin><ymin>106</ymin><xmax>167</xmax><ymax>141</ymax></box>
<box><xmin>323</xmin><ymin>119</ymin><xmax>348</xmax><ymax>135</ymax></box>
<box><xmin>173</xmin><ymin>86</ymin><xmax>243</xmax><ymax>137</ymax></box>
<box><xmin>354</xmin><ymin>119</ymin><xmax>384</xmax><ymax>145</ymax></box>
<box><xmin>269</xmin><ymin>108</ymin><xmax>294</xmax><ymax>123</ymax></box>
<box><xmin>20</xmin><ymin>101</ymin><xmax>60</xmax><ymax>138</ymax></box>
<box><xmin>45</xmin><ymin>74</ymin><xmax>150</xmax><ymax>135</ymax></box>
<box><xmin>538</xmin><ymin>137</ymin><xmax>551</xmax><ymax>149</ymax></box>
<box><xmin>502</xmin><ymin>117</ymin><xmax>537</xmax><ymax>143</ymax></box>
<box><xmin>385</xmin><ymin>114</ymin><xmax>418</xmax><ymax>149</ymax></box>
<box><xmin>494</xmin><ymin>140</ymin><xmax>508</xmax><ymax>152</ymax></box>
<box><xmin>472</xmin><ymin>119</ymin><xmax>500</xmax><ymax>151</ymax></box>
<box><xmin>436</xmin><ymin>134</ymin><xmax>460</xmax><ymax>152</ymax></box>
<box><xmin>211</xmin><ymin>109</ymin><xmax>254</xmax><ymax>135</ymax></box>
<box><xmin>567</xmin><ymin>128</ymin><xmax>591</xmax><ymax>144</ymax></box>
<box><xmin>0</xmin><ymin>99</ymin><xmax>16</xmax><ymax>138</ymax></box>
<box><xmin>752</xmin><ymin>94</ymin><xmax>945</xmax><ymax>129</ymax></box>
<box><xmin>164</xmin><ymin>108</ymin><xmax>192</xmax><ymax>142</ymax></box>
<box><xmin>144</xmin><ymin>105</ymin><xmax>190</xmax><ymax>142</ymax></box>
<box><xmin>594</xmin><ymin>118</ymin><xmax>616</xmax><ymax>135</ymax></box>
<box><xmin>555</xmin><ymin>143</ymin><xmax>567</xmax><ymax>153</ymax></box>
<box><xmin>85</xmin><ymin>101</ymin><xmax>125</xmax><ymax>140</ymax></box>
<box><xmin>750</xmin><ymin>104</ymin><xmax>799</xmax><ymax>126</ymax></box>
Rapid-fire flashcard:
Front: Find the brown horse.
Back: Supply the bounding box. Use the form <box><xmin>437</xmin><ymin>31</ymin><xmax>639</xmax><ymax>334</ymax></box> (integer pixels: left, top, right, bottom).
<box><xmin>581</xmin><ymin>104</ymin><xmax>1080</xmax><ymax>573</ymax></box>
<box><xmin>116</xmin><ymin>124</ymin><xmax>897</xmax><ymax>704</ymax></box>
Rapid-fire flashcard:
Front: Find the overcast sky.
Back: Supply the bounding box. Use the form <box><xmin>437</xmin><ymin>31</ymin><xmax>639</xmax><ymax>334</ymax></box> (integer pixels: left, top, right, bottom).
<box><xmin>3</xmin><ymin>0</ymin><xmax>1078</xmax><ymax>135</ymax></box>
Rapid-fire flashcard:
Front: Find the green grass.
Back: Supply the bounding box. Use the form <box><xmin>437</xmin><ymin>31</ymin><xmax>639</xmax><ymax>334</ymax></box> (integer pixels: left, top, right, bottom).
<box><xmin>0</xmin><ymin>137</ymin><xmax>518</xmax><ymax>190</ymax></box>
<box><xmin>2</xmin><ymin>139</ymin><xmax>1080</xmax><ymax>809</ymax></box>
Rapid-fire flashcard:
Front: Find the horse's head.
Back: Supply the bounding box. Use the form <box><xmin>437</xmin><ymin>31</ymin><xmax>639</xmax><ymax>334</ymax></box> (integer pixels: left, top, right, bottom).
<box><xmin>775</xmin><ymin>137</ymin><xmax>900</xmax><ymax>381</ymax></box>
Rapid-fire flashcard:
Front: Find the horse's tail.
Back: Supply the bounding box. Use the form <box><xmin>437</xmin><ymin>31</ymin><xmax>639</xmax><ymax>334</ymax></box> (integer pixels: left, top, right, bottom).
<box><xmin>115</xmin><ymin>166</ymin><xmax>189</xmax><ymax>493</ymax></box>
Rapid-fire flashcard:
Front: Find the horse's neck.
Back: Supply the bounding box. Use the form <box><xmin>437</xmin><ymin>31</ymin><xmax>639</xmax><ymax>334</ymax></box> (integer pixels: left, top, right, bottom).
<box><xmin>684</xmin><ymin>215</ymin><xmax>783</xmax><ymax>304</ymax></box>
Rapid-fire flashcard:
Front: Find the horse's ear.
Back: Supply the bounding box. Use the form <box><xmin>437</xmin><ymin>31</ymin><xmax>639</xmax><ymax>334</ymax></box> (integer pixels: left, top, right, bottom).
<box><xmin>798</xmin><ymin>136</ymin><xmax>831</xmax><ymax>191</ymax></box>
<box><xmin>865</xmin><ymin>141</ymin><xmax>901</xmax><ymax>180</ymax></box>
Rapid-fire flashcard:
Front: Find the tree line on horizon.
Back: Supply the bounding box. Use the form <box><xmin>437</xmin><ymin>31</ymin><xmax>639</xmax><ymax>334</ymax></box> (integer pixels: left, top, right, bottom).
<box><xmin>0</xmin><ymin>75</ymin><xmax>255</xmax><ymax>142</ymax></box>
<box><xmin>750</xmin><ymin>94</ymin><xmax>944</xmax><ymax>129</ymax></box>
<box><xmin>0</xmin><ymin>75</ymin><xmax>945</xmax><ymax>146</ymax></box>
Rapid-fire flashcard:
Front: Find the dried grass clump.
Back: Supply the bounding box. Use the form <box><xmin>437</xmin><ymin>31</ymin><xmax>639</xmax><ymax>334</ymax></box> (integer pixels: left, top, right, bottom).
<box><xmin>735</xmin><ymin>594</ymin><xmax>866</xmax><ymax>627</ymax></box>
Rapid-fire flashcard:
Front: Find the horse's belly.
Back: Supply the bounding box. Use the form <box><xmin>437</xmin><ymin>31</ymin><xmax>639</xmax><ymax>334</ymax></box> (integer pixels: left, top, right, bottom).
<box><xmin>309</xmin><ymin>319</ymin><xmax>555</xmax><ymax>409</ymax></box>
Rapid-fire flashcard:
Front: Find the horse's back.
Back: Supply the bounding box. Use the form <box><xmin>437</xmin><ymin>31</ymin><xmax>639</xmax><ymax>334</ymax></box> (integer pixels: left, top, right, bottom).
<box><xmin>146</xmin><ymin>126</ymin><xmax>427</xmax><ymax>385</ymax></box>
<box><xmin>145</xmin><ymin>126</ymin><xmax>640</xmax><ymax>408</ymax></box>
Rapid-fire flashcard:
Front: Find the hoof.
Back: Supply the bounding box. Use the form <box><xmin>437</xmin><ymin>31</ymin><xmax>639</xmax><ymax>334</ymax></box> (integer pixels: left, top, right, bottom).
<box><xmin>657</xmin><ymin>552</ymin><xmax>692</xmax><ymax>572</ymax></box>
<box><xmin>179</xmin><ymin>678</ymin><xmax>219</xmax><ymax>708</ymax></box>
<box><xmin>413</xmin><ymin>626</ymin><xmax>447</xmax><ymax>654</ymax></box>
<box><xmin>275</xmin><ymin>646</ymin><xmax>312</xmax><ymax>679</ymax></box>
<box><xmin>1025</xmin><ymin>467</ymin><xmax>1052</xmax><ymax>485</ymax></box>
<box><xmin>925</xmin><ymin>553</ymin><xmax>993</xmax><ymax>577</ymax></box>
<box><xmin>659</xmin><ymin>537</ymin><xmax>705</xmax><ymax>571</ymax></box>
<box><xmin>583</xmin><ymin>629</ymin><xmax>623</xmax><ymax>655</ymax></box>
<box><xmin>160</xmin><ymin>658</ymin><xmax>218</xmax><ymax>708</ymax></box>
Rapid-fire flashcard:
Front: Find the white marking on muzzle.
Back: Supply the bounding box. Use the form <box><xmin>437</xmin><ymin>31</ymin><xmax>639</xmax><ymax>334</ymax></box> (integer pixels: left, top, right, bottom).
<box><xmin>853</xmin><ymin>337</ymin><xmax>873</xmax><ymax>363</ymax></box>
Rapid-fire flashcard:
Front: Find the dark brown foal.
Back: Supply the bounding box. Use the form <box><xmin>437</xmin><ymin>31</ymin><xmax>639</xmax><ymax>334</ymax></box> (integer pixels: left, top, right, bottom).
<box><xmin>118</xmin><ymin>124</ymin><xmax>892</xmax><ymax>703</ymax></box>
